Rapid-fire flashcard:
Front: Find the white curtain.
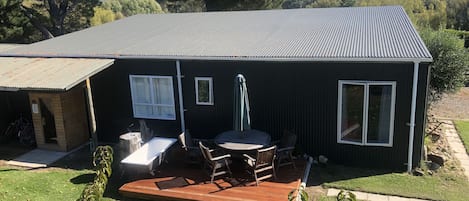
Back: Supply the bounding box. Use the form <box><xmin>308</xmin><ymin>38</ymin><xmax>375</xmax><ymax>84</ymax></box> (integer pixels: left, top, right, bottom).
<box><xmin>134</xmin><ymin>77</ymin><xmax>151</xmax><ymax>104</ymax></box>
<box><xmin>153</xmin><ymin>78</ymin><xmax>173</xmax><ymax>105</ymax></box>
<box><xmin>131</xmin><ymin>76</ymin><xmax>175</xmax><ymax>119</ymax></box>
<box><xmin>377</xmin><ymin>85</ymin><xmax>392</xmax><ymax>142</ymax></box>
<box><xmin>152</xmin><ymin>77</ymin><xmax>175</xmax><ymax>118</ymax></box>
<box><xmin>132</xmin><ymin>77</ymin><xmax>152</xmax><ymax>116</ymax></box>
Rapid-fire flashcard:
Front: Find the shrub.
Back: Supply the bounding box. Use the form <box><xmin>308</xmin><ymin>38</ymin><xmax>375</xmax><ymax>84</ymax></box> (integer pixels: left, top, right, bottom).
<box><xmin>288</xmin><ymin>185</ymin><xmax>309</xmax><ymax>201</ymax></box>
<box><xmin>420</xmin><ymin>29</ymin><xmax>469</xmax><ymax>102</ymax></box>
<box><xmin>78</xmin><ymin>145</ymin><xmax>114</xmax><ymax>201</ymax></box>
<box><xmin>337</xmin><ymin>190</ymin><xmax>356</xmax><ymax>201</ymax></box>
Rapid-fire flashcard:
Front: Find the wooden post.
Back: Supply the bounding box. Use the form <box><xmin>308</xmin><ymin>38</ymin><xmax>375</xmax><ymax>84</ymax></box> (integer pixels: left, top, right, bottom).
<box><xmin>86</xmin><ymin>78</ymin><xmax>98</xmax><ymax>151</ymax></box>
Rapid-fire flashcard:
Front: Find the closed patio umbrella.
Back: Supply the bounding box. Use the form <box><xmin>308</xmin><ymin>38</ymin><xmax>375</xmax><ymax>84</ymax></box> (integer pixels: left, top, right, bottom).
<box><xmin>233</xmin><ymin>74</ymin><xmax>251</xmax><ymax>132</ymax></box>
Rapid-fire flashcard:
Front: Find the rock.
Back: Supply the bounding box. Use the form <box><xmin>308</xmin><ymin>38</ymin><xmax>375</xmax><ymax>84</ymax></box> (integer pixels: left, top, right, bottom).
<box><xmin>427</xmin><ymin>162</ymin><xmax>441</xmax><ymax>171</ymax></box>
<box><xmin>427</xmin><ymin>154</ymin><xmax>445</xmax><ymax>166</ymax></box>
<box><xmin>318</xmin><ymin>155</ymin><xmax>328</xmax><ymax>164</ymax></box>
<box><xmin>430</xmin><ymin>133</ymin><xmax>441</xmax><ymax>141</ymax></box>
<box><xmin>413</xmin><ymin>169</ymin><xmax>425</xmax><ymax>176</ymax></box>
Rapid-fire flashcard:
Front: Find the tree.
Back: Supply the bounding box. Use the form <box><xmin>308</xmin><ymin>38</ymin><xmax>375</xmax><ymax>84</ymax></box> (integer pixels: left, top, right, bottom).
<box><xmin>282</xmin><ymin>0</ymin><xmax>314</xmax><ymax>8</ymax></box>
<box><xmin>420</xmin><ymin>29</ymin><xmax>469</xmax><ymax>101</ymax></box>
<box><xmin>446</xmin><ymin>0</ymin><xmax>469</xmax><ymax>30</ymax></box>
<box><xmin>306</xmin><ymin>0</ymin><xmax>341</xmax><ymax>8</ymax></box>
<box><xmin>205</xmin><ymin>0</ymin><xmax>284</xmax><ymax>11</ymax></box>
<box><xmin>340</xmin><ymin>0</ymin><xmax>355</xmax><ymax>6</ymax></box>
<box><xmin>91</xmin><ymin>0</ymin><xmax>164</xmax><ymax>26</ymax></box>
<box><xmin>21</xmin><ymin>0</ymin><xmax>100</xmax><ymax>38</ymax></box>
<box><xmin>90</xmin><ymin>7</ymin><xmax>116</xmax><ymax>26</ymax></box>
<box><xmin>416</xmin><ymin>0</ymin><xmax>447</xmax><ymax>29</ymax></box>
<box><xmin>0</xmin><ymin>0</ymin><xmax>41</xmax><ymax>43</ymax></box>
<box><xmin>158</xmin><ymin>0</ymin><xmax>206</xmax><ymax>13</ymax></box>
<box><xmin>109</xmin><ymin>0</ymin><xmax>163</xmax><ymax>16</ymax></box>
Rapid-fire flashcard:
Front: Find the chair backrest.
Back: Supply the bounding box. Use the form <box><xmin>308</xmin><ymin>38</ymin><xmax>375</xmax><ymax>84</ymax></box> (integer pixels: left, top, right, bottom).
<box><xmin>280</xmin><ymin>130</ymin><xmax>297</xmax><ymax>148</ymax></box>
<box><xmin>178</xmin><ymin>130</ymin><xmax>194</xmax><ymax>150</ymax></box>
<box><xmin>139</xmin><ymin>119</ymin><xmax>152</xmax><ymax>142</ymax></box>
<box><xmin>198</xmin><ymin>141</ymin><xmax>213</xmax><ymax>161</ymax></box>
<box><xmin>178</xmin><ymin>132</ymin><xmax>187</xmax><ymax>150</ymax></box>
<box><xmin>255</xmin><ymin>145</ymin><xmax>276</xmax><ymax>168</ymax></box>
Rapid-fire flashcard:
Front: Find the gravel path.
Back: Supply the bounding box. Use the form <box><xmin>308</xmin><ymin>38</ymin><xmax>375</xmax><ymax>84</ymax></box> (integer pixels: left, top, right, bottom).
<box><xmin>430</xmin><ymin>87</ymin><xmax>469</xmax><ymax>120</ymax></box>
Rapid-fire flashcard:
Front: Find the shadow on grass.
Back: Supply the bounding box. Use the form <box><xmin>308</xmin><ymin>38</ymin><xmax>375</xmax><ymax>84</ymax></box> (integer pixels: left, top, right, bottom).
<box><xmin>308</xmin><ymin>162</ymin><xmax>402</xmax><ymax>186</ymax></box>
<box><xmin>70</xmin><ymin>173</ymin><xmax>96</xmax><ymax>184</ymax></box>
<box><xmin>50</xmin><ymin>145</ymin><xmax>94</xmax><ymax>171</ymax></box>
<box><xmin>50</xmin><ymin>143</ymin><xmax>122</xmax><ymax>169</ymax></box>
<box><xmin>0</xmin><ymin>168</ymin><xmax>19</xmax><ymax>172</ymax></box>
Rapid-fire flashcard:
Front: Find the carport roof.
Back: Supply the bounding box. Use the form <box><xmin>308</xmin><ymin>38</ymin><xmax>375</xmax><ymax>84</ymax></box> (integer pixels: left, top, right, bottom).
<box><xmin>0</xmin><ymin>57</ymin><xmax>114</xmax><ymax>91</ymax></box>
<box><xmin>0</xmin><ymin>44</ymin><xmax>24</xmax><ymax>52</ymax></box>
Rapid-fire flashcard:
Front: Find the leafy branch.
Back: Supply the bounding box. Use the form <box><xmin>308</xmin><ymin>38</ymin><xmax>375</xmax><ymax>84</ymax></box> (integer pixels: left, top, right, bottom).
<box><xmin>78</xmin><ymin>145</ymin><xmax>114</xmax><ymax>201</ymax></box>
<box><xmin>288</xmin><ymin>185</ymin><xmax>309</xmax><ymax>201</ymax></box>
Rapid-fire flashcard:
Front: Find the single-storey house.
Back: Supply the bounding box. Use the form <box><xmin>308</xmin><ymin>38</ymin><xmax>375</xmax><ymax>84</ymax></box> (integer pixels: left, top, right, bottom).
<box><xmin>0</xmin><ymin>6</ymin><xmax>432</xmax><ymax>170</ymax></box>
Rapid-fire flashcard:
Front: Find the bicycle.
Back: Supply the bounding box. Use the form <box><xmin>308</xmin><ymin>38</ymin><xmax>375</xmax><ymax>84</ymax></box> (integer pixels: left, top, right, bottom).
<box><xmin>17</xmin><ymin>118</ymin><xmax>36</xmax><ymax>147</ymax></box>
<box><xmin>0</xmin><ymin>118</ymin><xmax>22</xmax><ymax>144</ymax></box>
<box><xmin>0</xmin><ymin>116</ymin><xmax>36</xmax><ymax>147</ymax></box>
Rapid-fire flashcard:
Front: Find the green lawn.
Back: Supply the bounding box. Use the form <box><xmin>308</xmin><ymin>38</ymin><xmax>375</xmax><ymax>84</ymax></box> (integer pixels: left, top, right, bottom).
<box><xmin>0</xmin><ymin>167</ymin><xmax>94</xmax><ymax>201</ymax></box>
<box><xmin>316</xmin><ymin>164</ymin><xmax>469</xmax><ymax>201</ymax></box>
<box><xmin>454</xmin><ymin>120</ymin><xmax>469</xmax><ymax>153</ymax></box>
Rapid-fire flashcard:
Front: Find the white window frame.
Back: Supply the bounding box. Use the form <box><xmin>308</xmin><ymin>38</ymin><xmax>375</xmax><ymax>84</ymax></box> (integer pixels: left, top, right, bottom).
<box><xmin>195</xmin><ymin>77</ymin><xmax>214</xmax><ymax>105</ymax></box>
<box><xmin>129</xmin><ymin>75</ymin><xmax>176</xmax><ymax>120</ymax></box>
<box><xmin>337</xmin><ymin>80</ymin><xmax>396</xmax><ymax>147</ymax></box>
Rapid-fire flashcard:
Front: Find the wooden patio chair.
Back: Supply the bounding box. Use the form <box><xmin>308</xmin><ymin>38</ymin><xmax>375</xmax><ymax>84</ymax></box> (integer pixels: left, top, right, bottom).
<box><xmin>243</xmin><ymin>145</ymin><xmax>277</xmax><ymax>186</ymax></box>
<box><xmin>178</xmin><ymin>130</ymin><xmax>204</xmax><ymax>165</ymax></box>
<box><xmin>199</xmin><ymin>141</ymin><xmax>232</xmax><ymax>183</ymax></box>
<box><xmin>274</xmin><ymin>130</ymin><xmax>297</xmax><ymax>170</ymax></box>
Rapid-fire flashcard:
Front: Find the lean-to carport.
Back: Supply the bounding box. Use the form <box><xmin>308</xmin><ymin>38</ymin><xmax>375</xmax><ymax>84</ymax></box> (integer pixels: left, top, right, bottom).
<box><xmin>0</xmin><ymin>57</ymin><xmax>114</xmax><ymax>151</ymax></box>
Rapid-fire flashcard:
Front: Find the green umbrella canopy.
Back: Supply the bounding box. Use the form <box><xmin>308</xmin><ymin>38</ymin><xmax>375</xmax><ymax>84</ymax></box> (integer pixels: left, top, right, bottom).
<box><xmin>233</xmin><ymin>74</ymin><xmax>251</xmax><ymax>132</ymax></box>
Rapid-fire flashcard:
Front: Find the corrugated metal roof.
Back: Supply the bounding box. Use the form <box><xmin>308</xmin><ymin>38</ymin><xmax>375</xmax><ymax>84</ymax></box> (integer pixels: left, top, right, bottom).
<box><xmin>0</xmin><ymin>44</ymin><xmax>25</xmax><ymax>53</ymax></box>
<box><xmin>0</xmin><ymin>57</ymin><xmax>114</xmax><ymax>91</ymax></box>
<box><xmin>0</xmin><ymin>6</ymin><xmax>432</xmax><ymax>62</ymax></box>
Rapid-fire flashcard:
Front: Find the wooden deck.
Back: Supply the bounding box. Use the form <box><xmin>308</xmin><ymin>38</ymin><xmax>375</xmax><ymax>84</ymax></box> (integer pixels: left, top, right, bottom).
<box><xmin>119</xmin><ymin>159</ymin><xmax>306</xmax><ymax>201</ymax></box>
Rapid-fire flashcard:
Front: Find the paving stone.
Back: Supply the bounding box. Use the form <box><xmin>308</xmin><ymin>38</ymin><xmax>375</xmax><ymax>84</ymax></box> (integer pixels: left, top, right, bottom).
<box><xmin>367</xmin><ymin>193</ymin><xmax>389</xmax><ymax>201</ymax></box>
<box><xmin>408</xmin><ymin>198</ymin><xmax>427</xmax><ymax>201</ymax></box>
<box><xmin>6</xmin><ymin>149</ymin><xmax>69</xmax><ymax>168</ymax></box>
<box><xmin>444</xmin><ymin>121</ymin><xmax>469</xmax><ymax>181</ymax></box>
<box><xmin>350</xmin><ymin>191</ymin><xmax>368</xmax><ymax>200</ymax></box>
<box><xmin>327</xmin><ymin>188</ymin><xmax>340</xmax><ymax>196</ymax></box>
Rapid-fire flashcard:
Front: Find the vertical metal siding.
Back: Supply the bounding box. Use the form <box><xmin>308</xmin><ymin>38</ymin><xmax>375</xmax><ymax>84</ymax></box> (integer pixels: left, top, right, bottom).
<box><xmin>91</xmin><ymin>60</ymin><xmax>181</xmax><ymax>142</ymax></box>
<box><xmin>91</xmin><ymin>60</ymin><xmax>428</xmax><ymax>169</ymax></box>
<box><xmin>177</xmin><ymin>61</ymin><xmax>423</xmax><ymax>169</ymax></box>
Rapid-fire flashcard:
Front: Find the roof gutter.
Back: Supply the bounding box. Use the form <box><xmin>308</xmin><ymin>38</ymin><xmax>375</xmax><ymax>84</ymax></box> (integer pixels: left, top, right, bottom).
<box><xmin>407</xmin><ymin>61</ymin><xmax>420</xmax><ymax>173</ymax></box>
<box><xmin>0</xmin><ymin>53</ymin><xmax>433</xmax><ymax>63</ymax></box>
<box><xmin>0</xmin><ymin>87</ymin><xmax>19</xmax><ymax>92</ymax></box>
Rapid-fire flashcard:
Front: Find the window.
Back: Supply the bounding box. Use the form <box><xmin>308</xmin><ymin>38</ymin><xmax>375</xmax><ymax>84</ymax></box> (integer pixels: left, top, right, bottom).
<box><xmin>337</xmin><ymin>80</ymin><xmax>396</xmax><ymax>146</ymax></box>
<box><xmin>129</xmin><ymin>75</ymin><xmax>176</xmax><ymax>120</ymax></box>
<box><xmin>195</xmin><ymin>77</ymin><xmax>213</xmax><ymax>105</ymax></box>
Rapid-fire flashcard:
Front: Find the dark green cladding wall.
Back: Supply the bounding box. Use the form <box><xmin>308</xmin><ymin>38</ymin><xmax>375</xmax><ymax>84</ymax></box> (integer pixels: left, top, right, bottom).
<box><xmin>91</xmin><ymin>59</ymin><xmax>429</xmax><ymax>169</ymax></box>
<box><xmin>91</xmin><ymin>60</ymin><xmax>180</xmax><ymax>140</ymax></box>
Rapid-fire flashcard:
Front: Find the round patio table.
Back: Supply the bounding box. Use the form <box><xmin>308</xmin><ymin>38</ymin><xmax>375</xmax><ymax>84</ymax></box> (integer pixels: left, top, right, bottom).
<box><xmin>214</xmin><ymin>129</ymin><xmax>271</xmax><ymax>151</ymax></box>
